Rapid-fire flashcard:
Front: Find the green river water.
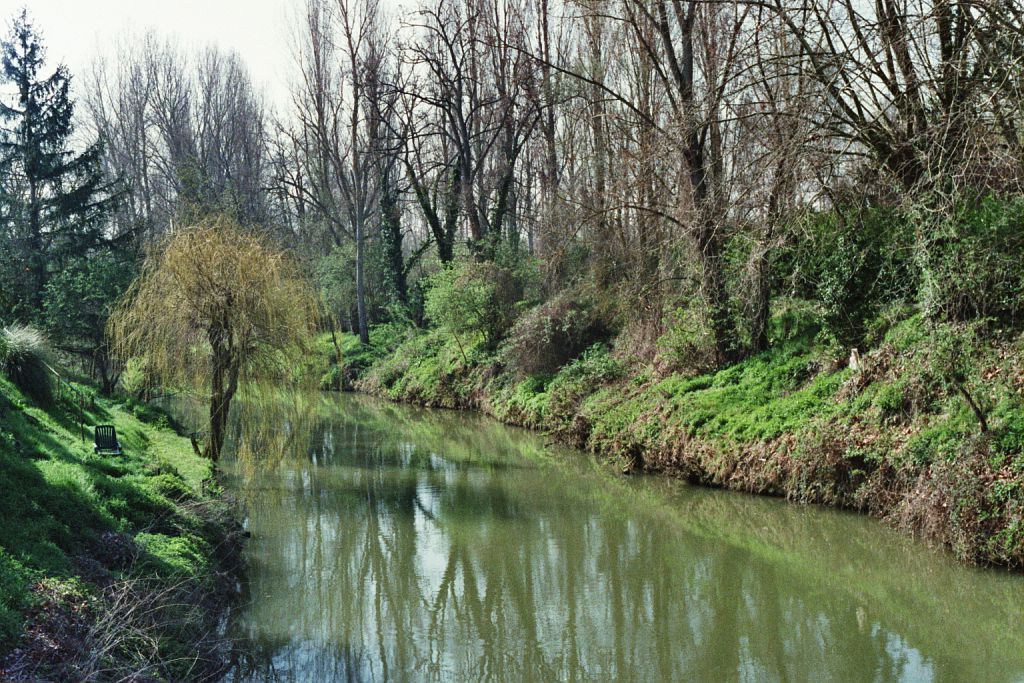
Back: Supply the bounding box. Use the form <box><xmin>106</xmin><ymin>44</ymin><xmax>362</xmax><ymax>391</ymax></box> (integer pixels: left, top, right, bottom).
<box><xmin>214</xmin><ymin>392</ymin><xmax>1024</xmax><ymax>682</ymax></box>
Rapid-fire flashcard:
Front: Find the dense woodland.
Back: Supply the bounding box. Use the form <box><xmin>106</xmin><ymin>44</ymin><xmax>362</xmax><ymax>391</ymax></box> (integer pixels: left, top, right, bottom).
<box><xmin>2</xmin><ymin>0</ymin><xmax>1022</xmax><ymax>372</ymax></box>
<box><xmin>2</xmin><ymin>0</ymin><xmax>1024</xmax><ymax>565</ymax></box>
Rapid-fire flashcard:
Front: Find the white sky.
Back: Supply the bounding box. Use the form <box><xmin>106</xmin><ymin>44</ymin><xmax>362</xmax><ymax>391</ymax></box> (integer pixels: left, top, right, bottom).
<box><xmin>2</xmin><ymin>0</ymin><xmax>297</xmax><ymax>107</ymax></box>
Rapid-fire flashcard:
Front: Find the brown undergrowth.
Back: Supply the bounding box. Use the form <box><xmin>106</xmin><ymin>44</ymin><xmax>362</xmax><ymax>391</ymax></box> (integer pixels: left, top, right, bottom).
<box><xmin>1</xmin><ymin>502</ymin><xmax>245</xmax><ymax>682</ymax></box>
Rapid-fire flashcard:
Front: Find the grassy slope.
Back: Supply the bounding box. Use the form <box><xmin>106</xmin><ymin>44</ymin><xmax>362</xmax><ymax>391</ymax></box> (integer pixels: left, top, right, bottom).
<box><xmin>349</xmin><ymin>315</ymin><xmax>1024</xmax><ymax>568</ymax></box>
<box><xmin>0</xmin><ymin>375</ymin><xmax>238</xmax><ymax>678</ymax></box>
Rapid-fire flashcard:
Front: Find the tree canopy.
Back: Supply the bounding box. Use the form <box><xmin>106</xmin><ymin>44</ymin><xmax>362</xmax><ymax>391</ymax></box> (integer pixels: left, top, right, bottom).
<box><xmin>0</xmin><ymin>9</ymin><xmax>117</xmax><ymax>320</ymax></box>
<box><xmin>108</xmin><ymin>218</ymin><xmax>319</xmax><ymax>460</ymax></box>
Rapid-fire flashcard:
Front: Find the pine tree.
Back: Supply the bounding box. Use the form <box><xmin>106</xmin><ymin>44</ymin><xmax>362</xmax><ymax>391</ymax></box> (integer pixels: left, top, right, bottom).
<box><xmin>0</xmin><ymin>9</ymin><xmax>116</xmax><ymax>321</ymax></box>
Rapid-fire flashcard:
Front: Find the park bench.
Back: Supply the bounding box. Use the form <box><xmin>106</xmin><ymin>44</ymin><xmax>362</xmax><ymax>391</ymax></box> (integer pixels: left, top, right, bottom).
<box><xmin>94</xmin><ymin>425</ymin><xmax>122</xmax><ymax>456</ymax></box>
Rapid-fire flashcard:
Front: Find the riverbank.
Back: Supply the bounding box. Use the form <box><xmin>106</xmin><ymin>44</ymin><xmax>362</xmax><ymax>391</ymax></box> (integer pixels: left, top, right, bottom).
<box><xmin>219</xmin><ymin>391</ymin><xmax>1024</xmax><ymax>680</ymax></box>
<box><xmin>0</xmin><ymin>375</ymin><xmax>244</xmax><ymax>680</ymax></box>
<box><xmin>327</xmin><ymin>313</ymin><xmax>1024</xmax><ymax>568</ymax></box>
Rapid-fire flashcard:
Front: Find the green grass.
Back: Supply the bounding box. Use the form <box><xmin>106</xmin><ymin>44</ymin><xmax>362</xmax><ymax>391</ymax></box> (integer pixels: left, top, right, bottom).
<box><xmin>360</xmin><ymin>328</ymin><xmax>486</xmax><ymax>407</ymax></box>
<box><xmin>583</xmin><ymin>339</ymin><xmax>848</xmax><ymax>447</ymax></box>
<box><xmin>481</xmin><ymin>336</ymin><xmax>845</xmax><ymax>449</ymax></box>
<box><xmin>0</xmin><ymin>373</ymin><xmax>219</xmax><ymax>650</ymax></box>
<box><xmin>310</xmin><ymin>324</ymin><xmax>414</xmax><ymax>389</ymax></box>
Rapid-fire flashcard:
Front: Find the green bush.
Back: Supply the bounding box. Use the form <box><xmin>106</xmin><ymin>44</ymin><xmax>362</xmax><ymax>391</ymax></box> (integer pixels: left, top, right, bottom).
<box><xmin>767</xmin><ymin>298</ymin><xmax>824</xmax><ymax>345</ymax></box>
<box><xmin>546</xmin><ymin>344</ymin><xmax>624</xmax><ymax>425</ymax></box>
<box><xmin>781</xmin><ymin>206</ymin><xmax>917</xmax><ymax>344</ymax></box>
<box><xmin>0</xmin><ymin>325</ymin><xmax>53</xmax><ymax>403</ymax></box>
<box><xmin>917</xmin><ymin>196</ymin><xmax>1024</xmax><ymax>326</ymax></box>
<box><xmin>656</xmin><ymin>305</ymin><xmax>718</xmax><ymax>376</ymax></box>
<box><xmin>319</xmin><ymin>324</ymin><xmax>414</xmax><ymax>389</ymax></box>
<box><xmin>873</xmin><ymin>380</ymin><xmax>907</xmax><ymax>417</ymax></box>
<box><xmin>316</xmin><ymin>245</ymin><xmax>357</xmax><ymax>324</ymax></box>
<box><xmin>492</xmin><ymin>376</ymin><xmax>552</xmax><ymax>428</ymax></box>
<box><xmin>317</xmin><ymin>244</ymin><xmax>421</xmax><ymax>335</ymax></box>
<box><xmin>424</xmin><ymin>259</ymin><xmax>524</xmax><ymax>351</ymax></box>
<box><xmin>43</xmin><ymin>251</ymin><xmax>135</xmax><ymax>392</ymax></box>
<box><xmin>119</xmin><ymin>357</ymin><xmax>148</xmax><ymax>397</ymax></box>
<box><xmin>992</xmin><ymin>397</ymin><xmax>1024</xmax><ymax>458</ymax></box>
<box><xmin>882</xmin><ymin>318</ymin><xmax>991</xmax><ymax>426</ymax></box>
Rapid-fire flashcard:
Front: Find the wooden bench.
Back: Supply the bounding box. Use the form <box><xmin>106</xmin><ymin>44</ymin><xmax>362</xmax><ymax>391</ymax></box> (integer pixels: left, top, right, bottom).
<box><xmin>94</xmin><ymin>425</ymin><xmax>122</xmax><ymax>456</ymax></box>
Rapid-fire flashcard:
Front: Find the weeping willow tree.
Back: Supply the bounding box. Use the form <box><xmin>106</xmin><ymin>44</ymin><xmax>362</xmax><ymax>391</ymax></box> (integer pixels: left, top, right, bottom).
<box><xmin>109</xmin><ymin>218</ymin><xmax>319</xmax><ymax>461</ymax></box>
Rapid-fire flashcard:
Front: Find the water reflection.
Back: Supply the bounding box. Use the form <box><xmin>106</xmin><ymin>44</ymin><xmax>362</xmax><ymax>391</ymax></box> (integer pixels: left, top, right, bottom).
<box><xmin>218</xmin><ymin>393</ymin><xmax>1024</xmax><ymax>682</ymax></box>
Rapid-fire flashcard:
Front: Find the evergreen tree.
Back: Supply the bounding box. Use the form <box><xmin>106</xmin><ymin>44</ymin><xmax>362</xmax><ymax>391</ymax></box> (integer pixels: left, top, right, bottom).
<box><xmin>0</xmin><ymin>9</ymin><xmax>116</xmax><ymax>321</ymax></box>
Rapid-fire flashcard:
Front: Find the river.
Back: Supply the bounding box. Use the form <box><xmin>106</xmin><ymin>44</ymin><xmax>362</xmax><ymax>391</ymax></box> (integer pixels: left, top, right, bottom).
<box><xmin>210</xmin><ymin>391</ymin><xmax>1024</xmax><ymax>682</ymax></box>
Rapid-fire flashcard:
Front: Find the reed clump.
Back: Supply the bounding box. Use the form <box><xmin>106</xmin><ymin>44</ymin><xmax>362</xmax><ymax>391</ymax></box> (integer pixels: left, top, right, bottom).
<box><xmin>0</xmin><ymin>325</ymin><xmax>53</xmax><ymax>403</ymax></box>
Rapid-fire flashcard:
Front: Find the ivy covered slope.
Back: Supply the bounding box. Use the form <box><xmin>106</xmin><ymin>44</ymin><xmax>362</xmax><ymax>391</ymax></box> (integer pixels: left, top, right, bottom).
<box><xmin>0</xmin><ymin>376</ymin><xmax>241</xmax><ymax>681</ymax></box>
<box><xmin>339</xmin><ymin>311</ymin><xmax>1024</xmax><ymax>569</ymax></box>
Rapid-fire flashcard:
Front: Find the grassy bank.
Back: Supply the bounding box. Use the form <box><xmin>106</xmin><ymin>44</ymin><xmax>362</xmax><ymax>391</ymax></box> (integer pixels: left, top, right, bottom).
<box><xmin>328</xmin><ymin>311</ymin><xmax>1024</xmax><ymax>568</ymax></box>
<box><xmin>0</xmin><ymin>374</ymin><xmax>243</xmax><ymax>680</ymax></box>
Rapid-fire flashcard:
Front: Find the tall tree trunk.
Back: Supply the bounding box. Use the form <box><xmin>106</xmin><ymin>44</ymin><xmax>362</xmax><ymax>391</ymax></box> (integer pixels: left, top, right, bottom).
<box><xmin>687</xmin><ymin>133</ymin><xmax>735</xmax><ymax>364</ymax></box>
<box><xmin>750</xmin><ymin>241</ymin><xmax>772</xmax><ymax>353</ymax></box>
<box><xmin>27</xmin><ymin>175</ymin><xmax>45</xmax><ymax>313</ymax></box>
<box><xmin>538</xmin><ymin>0</ymin><xmax>559</xmax><ymax>254</ymax></box>
<box><xmin>96</xmin><ymin>346</ymin><xmax>117</xmax><ymax>396</ymax></box>
<box><xmin>380</xmin><ymin>180</ymin><xmax>407</xmax><ymax>304</ymax></box>
<box><xmin>204</xmin><ymin>345</ymin><xmax>238</xmax><ymax>463</ymax></box>
<box><xmin>355</xmin><ymin>208</ymin><xmax>370</xmax><ymax>345</ymax></box>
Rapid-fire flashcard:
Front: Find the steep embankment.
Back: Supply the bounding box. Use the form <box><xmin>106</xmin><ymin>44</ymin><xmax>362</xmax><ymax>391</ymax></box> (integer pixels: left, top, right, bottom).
<box><xmin>341</xmin><ymin>316</ymin><xmax>1024</xmax><ymax>568</ymax></box>
<box><xmin>0</xmin><ymin>377</ymin><xmax>242</xmax><ymax>681</ymax></box>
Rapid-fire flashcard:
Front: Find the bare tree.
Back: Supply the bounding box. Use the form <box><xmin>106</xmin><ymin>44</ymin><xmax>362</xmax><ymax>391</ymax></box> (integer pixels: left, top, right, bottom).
<box><xmin>769</xmin><ymin>0</ymin><xmax>1024</xmax><ymax>197</ymax></box>
<box><xmin>85</xmin><ymin>34</ymin><xmax>268</xmax><ymax>240</ymax></box>
<box><xmin>402</xmin><ymin>0</ymin><xmax>542</xmax><ymax>259</ymax></box>
<box><xmin>284</xmin><ymin>0</ymin><xmax>385</xmax><ymax>343</ymax></box>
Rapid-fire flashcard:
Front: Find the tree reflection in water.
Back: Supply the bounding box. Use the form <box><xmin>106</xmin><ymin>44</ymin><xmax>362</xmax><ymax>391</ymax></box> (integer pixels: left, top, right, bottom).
<box><xmin>214</xmin><ymin>392</ymin><xmax>1024</xmax><ymax>683</ymax></box>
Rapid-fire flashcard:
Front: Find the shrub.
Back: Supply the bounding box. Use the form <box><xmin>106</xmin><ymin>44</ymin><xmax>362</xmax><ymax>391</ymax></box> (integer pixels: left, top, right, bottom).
<box><xmin>917</xmin><ymin>196</ymin><xmax>1024</xmax><ymax>326</ymax></box>
<box><xmin>424</xmin><ymin>259</ymin><xmax>523</xmax><ymax>352</ymax></box>
<box><xmin>0</xmin><ymin>324</ymin><xmax>53</xmax><ymax>403</ymax></box>
<box><xmin>656</xmin><ymin>305</ymin><xmax>717</xmax><ymax>376</ymax></box>
<box><xmin>320</xmin><ymin>363</ymin><xmax>343</xmax><ymax>391</ymax></box>
<box><xmin>43</xmin><ymin>252</ymin><xmax>134</xmax><ymax>376</ymax></box>
<box><xmin>781</xmin><ymin>206</ymin><xmax>917</xmax><ymax>345</ymax></box>
<box><xmin>504</xmin><ymin>292</ymin><xmax>609</xmax><ymax>376</ymax></box>
<box><xmin>546</xmin><ymin>344</ymin><xmax>624</xmax><ymax>426</ymax></box>
<box><xmin>119</xmin><ymin>357</ymin><xmax>148</xmax><ymax>397</ymax></box>
<box><xmin>316</xmin><ymin>245</ymin><xmax>357</xmax><ymax>325</ymax></box>
<box><xmin>767</xmin><ymin>298</ymin><xmax>824</xmax><ymax>344</ymax></box>
<box><xmin>873</xmin><ymin>379</ymin><xmax>907</xmax><ymax>418</ymax></box>
<box><xmin>886</xmin><ymin>318</ymin><xmax>992</xmax><ymax>430</ymax></box>
<box><xmin>914</xmin><ymin>320</ymin><xmax>991</xmax><ymax>432</ymax></box>
<box><xmin>991</xmin><ymin>396</ymin><xmax>1024</xmax><ymax>458</ymax></box>
<box><xmin>327</xmin><ymin>324</ymin><xmax>413</xmax><ymax>389</ymax></box>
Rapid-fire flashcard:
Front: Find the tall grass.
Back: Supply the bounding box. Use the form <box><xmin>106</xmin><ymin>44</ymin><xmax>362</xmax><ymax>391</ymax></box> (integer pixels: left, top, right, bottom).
<box><xmin>0</xmin><ymin>325</ymin><xmax>53</xmax><ymax>403</ymax></box>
